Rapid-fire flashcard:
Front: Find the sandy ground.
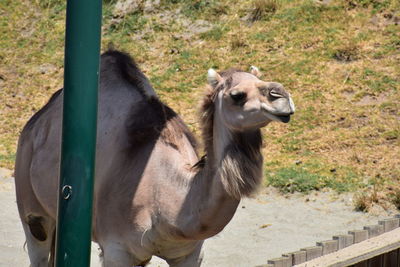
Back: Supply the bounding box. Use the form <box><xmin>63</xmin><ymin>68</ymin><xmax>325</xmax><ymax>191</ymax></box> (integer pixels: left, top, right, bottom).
<box><xmin>0</xmin><ymin>168</ymin><xmax>396</xmax><ymax>267</ymax></box>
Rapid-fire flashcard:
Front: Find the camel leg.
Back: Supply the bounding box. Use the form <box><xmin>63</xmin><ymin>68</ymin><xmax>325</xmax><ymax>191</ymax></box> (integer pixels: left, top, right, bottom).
<box><xmin>101</xmin><ymin>242</ymin><xmax>149</xmax><ymax>267</ymax></box>
<box><xmin>166</xmin><ymin>242</ymin><xmax>204</xmax><ymax>267</ymax></box>
<box><xmin>21</xmin><ymin>216</ymin><xmax>55</xmax><ymax>267</ymax></box>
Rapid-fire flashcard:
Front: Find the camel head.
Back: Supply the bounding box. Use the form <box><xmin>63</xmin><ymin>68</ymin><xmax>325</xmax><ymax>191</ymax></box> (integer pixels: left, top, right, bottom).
<box><xmin>207</xmin><ymin>66</ymin><xmax>295</xmax><ymax>131</ymax></box>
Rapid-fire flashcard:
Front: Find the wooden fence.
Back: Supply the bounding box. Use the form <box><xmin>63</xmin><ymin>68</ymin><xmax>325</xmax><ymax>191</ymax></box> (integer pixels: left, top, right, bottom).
<box><xmin>258</xmin><ymin>215</ymin><xmax>400</xmax><ymax>267</ymax></box>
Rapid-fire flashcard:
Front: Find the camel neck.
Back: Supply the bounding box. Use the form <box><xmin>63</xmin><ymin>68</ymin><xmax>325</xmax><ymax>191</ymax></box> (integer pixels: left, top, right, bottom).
<box><xmin>207</xmin><ymin>111</ymin><xmax>264</xmax><ymax>199</ymax></box>
<box><xmin>177</xmin><ymin>113</ymin><xmax>264</xmax><ymax>240</ymax></box>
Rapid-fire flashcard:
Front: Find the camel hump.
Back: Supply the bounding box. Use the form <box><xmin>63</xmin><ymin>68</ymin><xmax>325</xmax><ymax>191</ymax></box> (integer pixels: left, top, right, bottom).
<box><xmin>100</xmin><ymin>50</ymin><xmax>157</xmax><ymax>99</ymax></box>
<box><xmin>23</xmin><ymin>89</ymin><xmax>62</xmax><ymax>132</ymax></box>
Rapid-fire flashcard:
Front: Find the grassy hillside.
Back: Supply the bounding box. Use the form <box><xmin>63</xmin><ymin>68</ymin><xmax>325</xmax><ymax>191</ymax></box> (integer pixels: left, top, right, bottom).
<box><xmin>0</xmin><ymin>0</ymin><xmax>399</xmax><ymax>211</ymax></box>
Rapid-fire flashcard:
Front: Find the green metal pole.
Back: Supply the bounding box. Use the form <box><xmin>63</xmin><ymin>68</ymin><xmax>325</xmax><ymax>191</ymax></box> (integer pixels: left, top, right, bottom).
<box><xmin>55</xmin><ymin>0</ymin><xmax>102</xmax><ymax>266</ymax></box>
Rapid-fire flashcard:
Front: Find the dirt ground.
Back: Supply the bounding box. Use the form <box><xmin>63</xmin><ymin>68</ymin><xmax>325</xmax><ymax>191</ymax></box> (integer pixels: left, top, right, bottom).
<box><xmin>0</xmin><ymin>168</ymin><xmax>396</xmax><ymax>267</ymax></box>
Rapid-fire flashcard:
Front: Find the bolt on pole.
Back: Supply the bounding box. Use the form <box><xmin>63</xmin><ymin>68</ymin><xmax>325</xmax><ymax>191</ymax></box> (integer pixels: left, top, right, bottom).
<box><xmin>55</xmin><ymin>0</ymin><xmax>102</xmax><ymax>266</ymax></box>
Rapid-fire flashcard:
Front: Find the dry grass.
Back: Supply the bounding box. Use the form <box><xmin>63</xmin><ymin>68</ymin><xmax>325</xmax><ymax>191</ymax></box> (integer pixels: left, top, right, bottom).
<box><xmin>332</xmin><ymin>43</ymin><xmax>360</xmax><ymax>62</ymax></box>
<box><xmin>1</xmin><ymin>0</ymin><xmax>399</xmax><ymax>210</ymax></box>
<box><xmin>247</xmin><ymin>0</ymin><xmax>279</xmax><ymax>22</ymax></box>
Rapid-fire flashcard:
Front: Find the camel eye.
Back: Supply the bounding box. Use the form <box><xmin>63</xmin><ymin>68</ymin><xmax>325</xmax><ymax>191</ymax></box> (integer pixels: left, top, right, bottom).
<box><xmin>230</xmin><ymin>91</ymin><xmax>247</xmax><ymax>102</ymax></box>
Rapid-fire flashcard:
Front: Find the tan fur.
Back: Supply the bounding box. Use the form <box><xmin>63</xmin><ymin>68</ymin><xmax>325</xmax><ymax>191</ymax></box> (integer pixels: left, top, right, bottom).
<box><xmin>219</xmin><ymin>131</ymin><xmax>263</xmax><ymax>199</ymax></box>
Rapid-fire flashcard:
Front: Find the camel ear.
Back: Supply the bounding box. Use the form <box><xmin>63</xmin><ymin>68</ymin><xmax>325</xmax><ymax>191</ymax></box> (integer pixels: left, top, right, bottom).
<box><xmin>207</xmin><ymin>68</ymin><xmax>222</xmax><ymax>88</ymax></box>
<box><xmin>250</xmin><ymin>66</ymin><xmax>261</xmax><ymax>78</ymax></box>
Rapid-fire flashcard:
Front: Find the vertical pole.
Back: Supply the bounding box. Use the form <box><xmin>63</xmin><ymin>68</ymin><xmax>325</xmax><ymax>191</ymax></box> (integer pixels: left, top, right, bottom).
<box><xmin>55</xmin><ymin>0</ymin><xmax>102</xmax><ymax>266</ymax></box>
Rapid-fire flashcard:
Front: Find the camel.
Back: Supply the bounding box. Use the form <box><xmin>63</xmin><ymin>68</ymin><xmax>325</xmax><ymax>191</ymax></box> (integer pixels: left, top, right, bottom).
<box><xmin>14</xmin><ymin>50</ymin><xmax>295</xmax><ymax>267</ymax></box>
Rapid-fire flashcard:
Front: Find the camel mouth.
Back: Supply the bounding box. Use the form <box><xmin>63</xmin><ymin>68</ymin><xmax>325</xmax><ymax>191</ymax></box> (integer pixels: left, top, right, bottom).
<box><xmin>260</xmin><ymin>103</ymin><xmax>292</xmax><ymax>123</ymax></box>
<box><xmin>276</xmin><ymin>115</ymin><xmax>291</xmax><ymax>123</ymax></box>
<box><xmin>263</xmin><ymin>110</ymin><xmax>291</xmax><ymax>123</ymax></box>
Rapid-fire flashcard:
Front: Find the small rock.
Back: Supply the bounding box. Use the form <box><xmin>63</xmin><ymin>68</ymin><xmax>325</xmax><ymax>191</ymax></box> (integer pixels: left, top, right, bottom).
<box><xmin>314</xmin><ymin>0</ymin><xmax>333</xmax><ymax>4</ymax></box>
<box><xmin>259</xmin><ymin>224</ymin><xmax>272</xmax><ymax>229</ymax></box>
<box><xmin>306</xmin><ymin>196</ymin><xmax>317</xmax><ymax>202</ymax></box>
<box><xmin>187</xmin><ymin>20</ymin><xmax>213</xmax><ymax>35</ymax></box>
<box><xmin>330</xmin><ymin>168</ymin><xmax>336</xmax><ymax>173</ymax></box>
<box><xmin>38</xmin><ymin>64</ymin><xmax>56</xmax><ymax>75</ymax></box>
<box><xmin>174</xmin><ymin>20</ymin><xmax>213</xmax><ymax>40</ymax></box>
<box><xmin>295</xmin><ymin>160</ymin><xmax>302</xmax><ymax>165</ymax></box>
<box><xmin>143</xmin><ymin>0</ymin><xmax>160</xmax><ymax>13</ymax></box>
<box><xmin>0</xmin><ymin>74</ymin><xmax>4</xmax><ymax>90</ymax></box>
<box><xmin>170</xmin><ymin>48</ymin><xmax>179</xmax><ymax>54</ymax></box>
<box><xmin>21</xmin><ymin>26</ymin><xmax>35</xmax><ymax>38</ymax></box>
<box><xmin>113</xmin><ymin>0</ymin><xmax>142</xmax><ymax>18</ymax></box>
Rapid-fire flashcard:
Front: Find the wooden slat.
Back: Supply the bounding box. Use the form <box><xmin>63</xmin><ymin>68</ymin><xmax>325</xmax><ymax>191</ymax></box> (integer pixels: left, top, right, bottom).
<box><xmin>317</xmin><ymin>240</ymin><xmax>338</xmax><ymax>255</ymax></box>
<box><xmin>383</xmin><ymin>249</ymin><xmax>398</xmax><ymax>266</ymax></box>
<box><xmin>300</xmin><ymin>246</ymin><xmax>322</xmax><ymax>261</ymax></box>
<box><xmin>398</xmin><ymin>248</ymin><xmax>400</xmax><ymax>265</ymax></box>
<box><xmin>367</xmin><ymin>254</ymin><xmax>383</xmax><ymax>267</ymax></box>
<box><xmin>379</xmin><ymin>218</ymin><xmax>400</xmax><ymax>232</ymax></box>
<box><xmin>333</xmin><ymin>234</ymin><xmax>354</xmax><ymax>249</ymax></box>
<box><xmin>353</xmin><ymin>261</ymin><xmax>367</xmax><ymax>267</ymax></box>
<box><xmin>364</xmin><ymin>225</ymin><xmax>384</xmax><ymax>238</ymax></box>
<box><xmin>294</xmin><ymin>227</ymin><xmax>400</xmax><ymax>267</ymax></box>
<box><xmin>349</xmin><ymin>230</ymin><xmax>369</xmax><ymax>243</ymax></box>
<box><xmin>282</xmin><ymin>251</ymin><xmax>306</xmax><ymax>265</ymax></box>
<box><xmin>267</xmin><ymin>256</ymin><xmax>291</xmax><ymax>267</ymax></box>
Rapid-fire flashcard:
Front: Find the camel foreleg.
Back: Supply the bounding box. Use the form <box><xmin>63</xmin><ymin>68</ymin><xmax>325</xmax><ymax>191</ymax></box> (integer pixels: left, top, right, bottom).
<box><xmin>166</xmin><ymin>242</ymin><xmax>204</xmax><ymax>267</ymax></box>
